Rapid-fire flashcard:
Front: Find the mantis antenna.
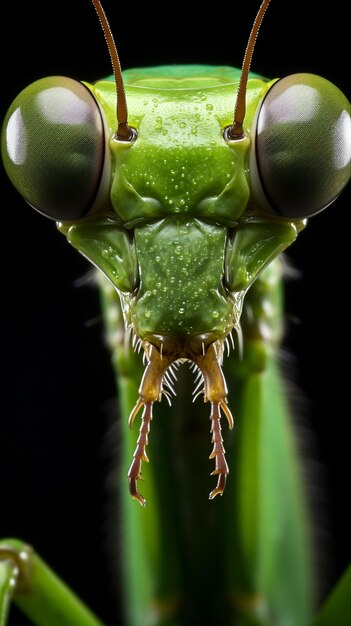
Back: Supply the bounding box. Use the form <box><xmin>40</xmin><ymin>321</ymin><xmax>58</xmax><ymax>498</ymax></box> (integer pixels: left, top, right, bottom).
<box><xmin>91</xmin><ymin>0</ymin><xmax>134</xmax><ymax>141</ymax></box>
<box><xmin>227</xmin><ymin>0</ymin><xmax>272</xmax><ymax>140</ymax></box>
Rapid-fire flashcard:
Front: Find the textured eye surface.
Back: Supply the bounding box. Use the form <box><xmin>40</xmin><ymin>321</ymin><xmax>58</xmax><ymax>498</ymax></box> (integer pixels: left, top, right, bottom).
<box><xmin>1</xmin><ymin>76</ymin><xmax>106</xmax><ymax>220</ymax></box>
<box><xmin>250</xmin><ymin>73</ymin><xmax>351</xmax><ymax>218</ymax></box>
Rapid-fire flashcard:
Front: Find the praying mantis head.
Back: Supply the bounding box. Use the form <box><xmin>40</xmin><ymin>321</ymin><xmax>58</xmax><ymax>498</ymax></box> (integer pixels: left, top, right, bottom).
<box><xmin>2</xmin><ymin>0</ymin><xmax>350</xmax><ymax>504</ymax></box>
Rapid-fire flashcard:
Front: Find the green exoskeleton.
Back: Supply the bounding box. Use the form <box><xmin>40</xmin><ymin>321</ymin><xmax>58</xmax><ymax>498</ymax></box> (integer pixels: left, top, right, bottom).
<box><xmin>1</xmin><ymin>0</ymin><xmax>351</xmax><ymax>625</ymax></box>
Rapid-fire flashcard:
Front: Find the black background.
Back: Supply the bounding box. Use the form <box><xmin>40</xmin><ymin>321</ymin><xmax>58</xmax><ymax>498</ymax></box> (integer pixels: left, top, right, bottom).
<box><xmin>1</xmin><ymin>2</ymin><xmax>350</xmax><ymax>624</ymax></box>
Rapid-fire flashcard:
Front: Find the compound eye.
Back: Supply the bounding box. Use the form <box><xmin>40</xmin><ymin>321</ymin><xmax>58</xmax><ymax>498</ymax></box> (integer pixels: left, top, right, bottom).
<box><xmin>1</xmin><ymin>76</ymin><xmax>107</xmax><ymax>220</ymax></box>
<box><xmin>250</xmin><ymin>73</ymin><xmax>351</xmax><ymax>218</ymax></box>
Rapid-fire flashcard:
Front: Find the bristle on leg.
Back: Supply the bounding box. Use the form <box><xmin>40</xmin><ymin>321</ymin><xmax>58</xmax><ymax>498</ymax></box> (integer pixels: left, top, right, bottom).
<box><xmin>128</xmin><ymin>338</ymin><xmax>235</xmax><ymax>504</ymax></box>
<box><xmin>194</xmin><ymin>340</ymin><xmax>234</xmax><ymax>499</ymax></box>
<box><xmin>208</xmin><ymin>402</ymin><xmax>230</xmax><ymax>499</ymax></box>
<box><xmin>128</xmin><ymin>401</ymin><xmax>153</xmax><ymax>507</ymax></box>
<box><xmin>127</xmin><ymin>342</ymin><xmax>173</xmax><ymax>506</ymax></box>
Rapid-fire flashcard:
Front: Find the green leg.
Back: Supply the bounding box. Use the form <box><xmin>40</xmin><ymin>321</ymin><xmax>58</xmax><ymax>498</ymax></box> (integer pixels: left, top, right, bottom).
<box><xmin>0</xmin><ymin>555</ymin><xmax>16</xmax><ymax>626</ymax></box>
<box><xmin>312</xmin><ymin>563</ymin><xmax>351</xmax><ymax>626</ymax></box>
<box><xmin>0</xmin><ymin>539</ymin><xmax>105</xmax><ymax>626</ymax></box>
<box><xmin>99</xmin><ymin>278</ymin><xmax>184</xmax><ymax>626</ymax></box>
<box><xmin>223</xmin><ymin>260</ymin><xmax>314</xmax><ymax>625</ymax></box>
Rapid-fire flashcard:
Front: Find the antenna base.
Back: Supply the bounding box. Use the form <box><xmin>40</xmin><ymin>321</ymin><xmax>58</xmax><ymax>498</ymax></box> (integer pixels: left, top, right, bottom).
<box><xmin>224</xmin><ymin>124</ymin><xmax>245</xmax><ymax>141</ymax></box>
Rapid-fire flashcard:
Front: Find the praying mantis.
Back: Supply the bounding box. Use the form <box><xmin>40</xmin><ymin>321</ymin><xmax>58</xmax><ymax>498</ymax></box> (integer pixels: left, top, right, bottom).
<box><xmin>1</xmin><ymin>1</ymin><xmax>351</xmax><ymax>625</ymax></box>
